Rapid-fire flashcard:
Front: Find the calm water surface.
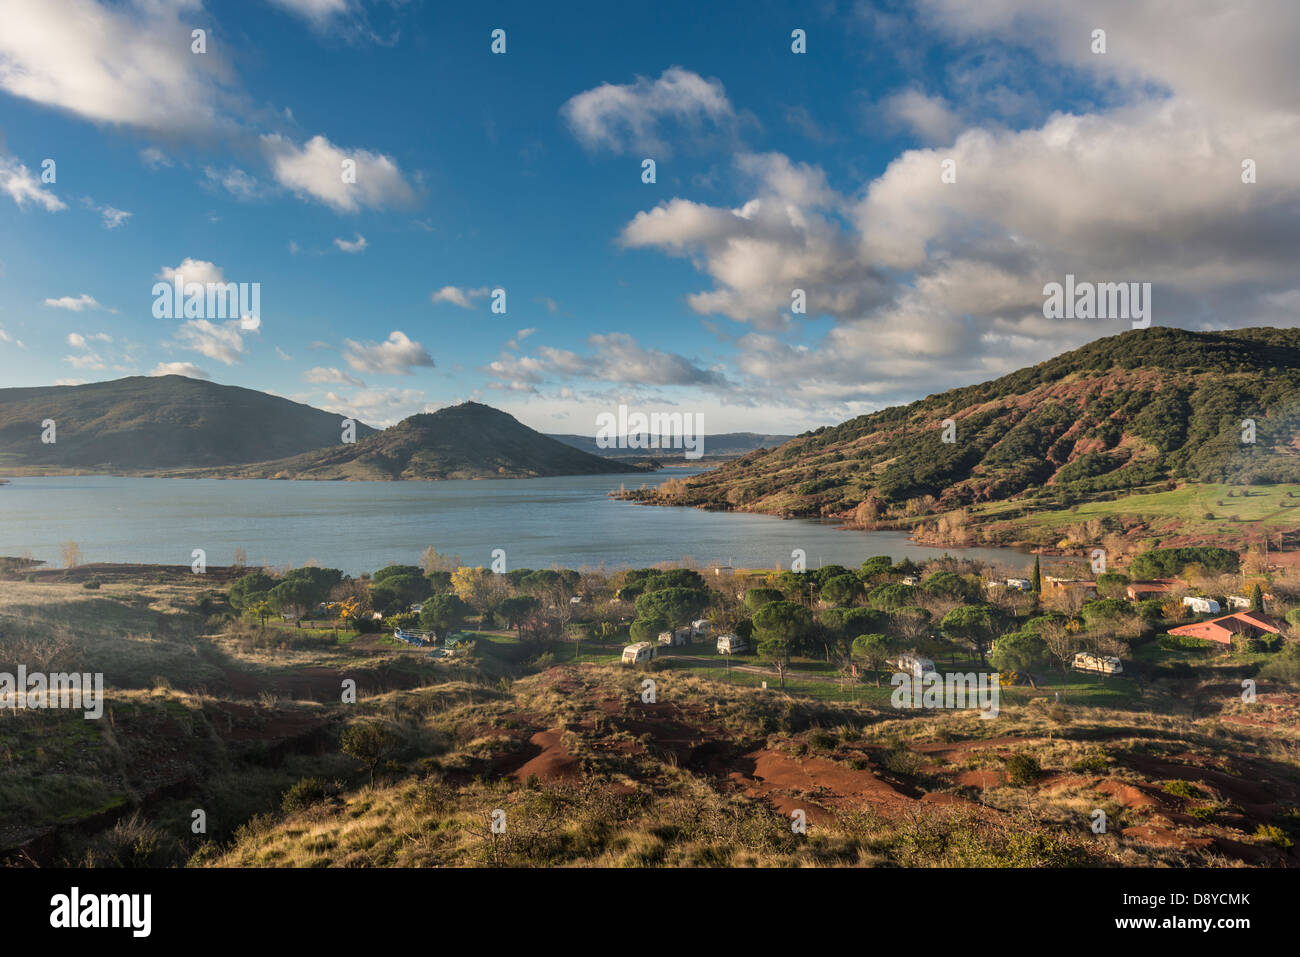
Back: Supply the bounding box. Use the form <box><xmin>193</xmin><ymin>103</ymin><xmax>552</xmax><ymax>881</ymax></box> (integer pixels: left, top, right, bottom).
<box><xmin>0</xmin><ymin>472</ymin><xmax>1050</xmax><ymax>576</ymax></box>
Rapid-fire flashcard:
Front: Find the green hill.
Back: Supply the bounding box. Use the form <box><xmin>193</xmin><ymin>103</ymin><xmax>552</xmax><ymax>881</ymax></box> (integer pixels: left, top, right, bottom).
<box><xmin>0</xmin><ymin>375</ymin><xmax>377</xmax><ymax>472</ymax></box>
<box><xmin>217</xmin><ymin>401</ymin><xmax>641</xmax><ymax>480</ymax></box>
<box><xmin>630</xmin><ymin>327</ymin><xmax>1300</xmax><ymax>532</ymax></box>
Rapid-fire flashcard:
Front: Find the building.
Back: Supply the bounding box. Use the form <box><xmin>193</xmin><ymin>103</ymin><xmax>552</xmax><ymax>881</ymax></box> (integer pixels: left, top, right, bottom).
<box><xmin>1226</xmin><ymin>595</ymin><xmax>1252</xmax><ymax>611</ymax></box>
<box><xmin>1126</xmin><ymin>579</ymin><xmax>1183</xmax><ymax>601</ymax></box>
<box><xmin>1045</xmin><ymin>577</ymin><xmax>1097</xmax><ymax>598</ymax></box>
<box><xmin>1182</xmin><ymin>596</ymin><xmax>1221</xmax><ymax>615</ymax></box>
<box><xmin>1167</xmin><ymin>610</ymin><xmax>1283</xmax><ymax>645</ymax></box>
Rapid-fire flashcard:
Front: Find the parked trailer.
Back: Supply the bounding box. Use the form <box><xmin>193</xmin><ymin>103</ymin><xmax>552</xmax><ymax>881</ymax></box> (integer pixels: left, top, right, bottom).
<box><xmin>716</xmin><ymin>634</ymin><xmax>747</xmax><ymax>654</ymax></box>
<box><xmin>622</xmin><ymin>642</ymin><xmax>658</xmax><ymax>665</ymax></box>
<box><xmin>892</xmin><ymin>653</ymin><xmax>936</xmax><ymax>679</ymax></box>
<box><xmin>690</xmin><ymin>619</ymin><xmax>711</xmax><ymax>639</ymax></box>
<box><xmin>1072</xmin><ymin>652</ymin><xmax>1123</xmax><ymax>675</ymax></box>
<box><xmin>393</xmin><ymin>628</ymin><xmax>432</xmax><ymax>647</ymax></box>
<box><xmin>658</xmin><ymin>628</ymin><xmax>689</xmax><ymax>647</ymax></box>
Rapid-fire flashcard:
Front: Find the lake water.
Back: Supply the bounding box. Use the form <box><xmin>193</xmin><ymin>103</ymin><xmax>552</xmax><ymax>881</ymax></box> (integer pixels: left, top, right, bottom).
<box><xmin>0</xmin><ymin>473</ymin><xmax>1049</xmax><ymax>577</ymax></box>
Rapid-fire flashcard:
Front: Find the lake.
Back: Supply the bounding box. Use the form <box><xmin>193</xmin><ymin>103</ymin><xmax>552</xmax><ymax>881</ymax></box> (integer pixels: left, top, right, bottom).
<box><xmin>0</xmin><ymin>473</ymin><xmax>1051</xmax><ymax>576</ymax></box>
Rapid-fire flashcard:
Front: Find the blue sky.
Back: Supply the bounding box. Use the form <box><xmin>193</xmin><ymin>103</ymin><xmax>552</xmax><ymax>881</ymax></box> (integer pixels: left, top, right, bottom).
<box><xmin>2</xmin><ymin>0</ymin><xmax>1298</xmax><ymax>433</ymax></box>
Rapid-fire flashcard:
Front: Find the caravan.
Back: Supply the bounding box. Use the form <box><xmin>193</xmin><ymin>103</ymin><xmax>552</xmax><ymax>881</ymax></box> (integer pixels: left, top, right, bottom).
<box><xmin>716</xmin><ymin>633</ymin><xmax>747</xmax><ymax>654</ymax></box>
<box><xmin>1072</xmin><ymin>652</ymin><xmax>1123</xmax><ymax>675</ymax></box>
<box><xmin>622</xmin><ymin>642</ymin><xmax>658</xmax><ymax>665</ymax></box>
<box><xmin>893</xmin><ymin>653</ymin><xmax>937</xmax><ymax>679</ymax></box>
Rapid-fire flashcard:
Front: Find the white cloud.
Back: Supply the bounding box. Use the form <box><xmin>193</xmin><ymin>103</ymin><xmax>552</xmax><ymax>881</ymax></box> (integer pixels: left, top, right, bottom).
<box><xmin>269</xmin><ymin>0</ymin><xmax>352</xmax><ymax>26</ymax></box>
<box><xmin>880</xmin><ymin>89</ymin><xmax>961</xmax><ymax>143</ymax></box>
<box><xmin>0</xmin><ymin>0</ymin><xmax>236</xmax><ymax>134</ymax></box>
<box><xmin>333</xmin><ymin>233</ymin><xmax>367</xmax><ymax>253</ymax></box>
<box><xmin>203</xmin><ymin>166</ymin><xmax>265</xmax><ymax>200</ymax></box>
<box><xmin>64</xmin><ymin>352</ymin><xmax>105</xmax><ymax>370</ymax></box>
<box><xmin>98</xmin><ymin>205</ymin><xmax>131</xmax><ymax>229</ymax></box>
<box><xmin>341</xmin><ymin>331</ymin><xmax>434</xmax><ymax>375</ymax></box>
<box><xmin>561</xmin><ymin>67</ymin><xmax>738</xmax><ymax>157</ymax></box>
<box><xmin>44</xmin><ymin>294</ymin><xmax>103</xmax><ymax>311</ymax></box>
<box><xmin>317</xmin><ymin>387</ymin><xmax>436</xmax><ymax>428</ymax></box>
<box><xmin>487</xmin><ymin>332</ymin><xmax>722</xmax><ymax>391</ymax></box>
<box><xmin>174</xmin><ymin>319</ymin><xmax>246</xmax><ymax>366</ymax></box>
<box><xmin>157</xmin><ymin>258</ymin><xmax>225</xmax><ymax>286</ymax></box>
<box><xmin>261</xmin><ymin>133</ymin><xmax>415</xmax><ymax>212</ymax></box>
<box><xmin>0</xmin><ymin>154</ymin><xmax>65</xmax><ymax>211</ymax></box>
<box><xmin>151</xmin><ymin>361</ymin><xmax>210</xmax><ymax>379</ymax></box>
<box><xmin>303</xmin><ymin>366</ymin><xmax>365</xmax><ymax>387</ymax></box>
<box><xmin>430</xmin><ymin>285</ymin><xmax>490</xmax><ymax>308</ymax></box>
<box><xmin>140</xmin><ymin>146</ymin><xmax>172</xmax><ymax>169</ymax></box>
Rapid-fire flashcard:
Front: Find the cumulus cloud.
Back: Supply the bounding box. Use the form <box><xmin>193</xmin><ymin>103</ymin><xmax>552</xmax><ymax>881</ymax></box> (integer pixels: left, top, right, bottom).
<box><xmin>430</xmin><ymin>285</ymin><xmax>491</xmax><ymax>308</ymax></box>
<box><xmin>151</xmin><ymin>361</ymin><xmax>210</xmax><ymax>379</ymax></box>
<box><xmin>333</xmin><ymin>233</ymin><xmax>367</xmax><ymax>253</ymax></box>
<box><xmin>261</xmin><ymin>133</ymin><xmax>416</xmax><ymax>212</ymax></box>
<box><xmin>315</xmin><ymin>387</ymin><xmax>435</xmax><ymax>428</ymax></box>
<box><xmin>303</xmin><ymin>366</ymin><xmax>365</xmax><ymax>387</ymax></box>
<box><xmin>342</xmin><ymin>331</ymin><xmax>434</xmax><ymax>375</ymax></box>
<box><xmin>486</xmin><ymin>331</ymin><xmax>723</xmax><ymax>393</ymax></box>
<box><xmin>0</xmin><ymin>154</ymin><xmax>65</xmax><ymax>211</ymax></box>
<box><xmin>561</xmin><ymin>67</ymin><xmax>739</xmax><ymax>157</ymax></box>
<box><xmin>880</xmin><ymin>89</ymin><xmax>961</xmax><ymax>143</ymax></box>
<box><xmin>0</xmin><ymin>0</ymin><xmax>237</xmax><ymax>134</ymax></box>
<box><xmin>44</xmin><ymin>294</ymin><xmax>103</xmax><ymax>311</ymax></box>
<box><xmin>174</xmin><ymin>319</ymin><xmax>246</xmax><ymax>365</ymax></box>
<box><xmin>156</xmin><ymin>258</ymin><xmax>225</xmax><ymax>286</ymax></box>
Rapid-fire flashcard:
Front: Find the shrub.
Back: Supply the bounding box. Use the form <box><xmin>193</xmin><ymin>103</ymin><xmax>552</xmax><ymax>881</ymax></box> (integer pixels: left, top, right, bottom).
<box><xmin>1254</xmin><ymin>824</ymin><xmax>1293</xmax><ymax>849</ymax></box>
<box><xmin>806</xmin><ymin>728</ymin><xmax>838</xmax><ymax>750</ymax></box>
<box><xmin>1163</xmin><ymin>779</ymin><xmax>1203</xmax><ymax>799</ymax></box>
<box><xmin>82</xmin><ymin>577</ymin><xmax>102</xmax><ymax>590</ymax></box>
<box><xmin>1005</xmin><ymin>753</ymin><xmax>1041</xmax><ymax>786</ymax></box>
<box><xmin>281</xmin><ymin>776</ymin><xmax>331</xmax><ymax>813</ymax></box>
<box><xmin>1071</xmin><ymin>751</ymin><xmax>1109</xmax><ymax>774</ymax></box>
<box><xmin>882</xmin><ymin>747</ymin><xmax>924</xmax><ymax>778</ymax></box>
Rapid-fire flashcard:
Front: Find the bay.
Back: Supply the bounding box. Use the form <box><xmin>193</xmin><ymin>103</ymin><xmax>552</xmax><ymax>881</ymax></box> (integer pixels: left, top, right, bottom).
<box><xmin>0</xmin><ymin>472</ymin><xmax>1049</xmax><ymax>577</ymax></box>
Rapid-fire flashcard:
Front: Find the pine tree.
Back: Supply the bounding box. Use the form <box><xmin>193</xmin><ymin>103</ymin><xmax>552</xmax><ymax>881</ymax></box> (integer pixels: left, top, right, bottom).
<box><xmin>1250</xmin><ymin>583</ymin><xmax>1264</xmax><ymax>611</ymax></box>
<box><xmin>1031</xmin><ymin>554</ymin><xmax>1042</xmax><ymax>594</ymax></box>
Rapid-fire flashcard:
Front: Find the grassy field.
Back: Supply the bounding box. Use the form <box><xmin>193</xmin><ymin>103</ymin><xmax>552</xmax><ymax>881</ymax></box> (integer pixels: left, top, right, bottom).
<box><xmin>973</xmin><ymin>482</ymin><xmax>1300</xmax><ymax>546</ymax></box>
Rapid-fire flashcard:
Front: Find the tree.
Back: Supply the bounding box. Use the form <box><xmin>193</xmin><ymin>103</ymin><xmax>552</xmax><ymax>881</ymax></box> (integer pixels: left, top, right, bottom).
<box><xmin>939</xmin><ymin>605</ymin><xmax>999</xmax><ymax>666</ymax></box>
<box><xmin>753</xmin><ymin>601</ymin><xmax>814</xmax><ymax>657</ymax></box>
<box><xmin>249</xmin><ymin>599</ymin><xmax>273</xmax><ymax>627</ymax></box>
<box><xmin>1031</xmin><ymin>554</ymin><xmax>1042</xmax><ymax>595</ymax></box>
<box><xmin>61</xmin><ymin>541</ymin><xmax>82</xmax><ymax>569</ymax></box>
<box><xmin>629</xmin><ymin>618</ymin><xmax>668</xmax><ymax>643</ymax></box>
<box><xmin>340</xmin><ymin>722</ymin><xmax>396</xmax><ymax>788</ymax></box>
<box><xmin>1250</xmin><ymin>583</ymin><xmax>1265</xmax><ymax>612</ymax></box>
<box><xmin>229</xmin><ymin>572</ymin><xmax>275</xmax><ymax>611</ymax></box>
<box><xmin>821</xmin><ymin>574</ymin><xmax>864</xmax><ymax>607</ymax></box>
<box><xmin>757</xmin><ymin>637</ymin><xmax>791</xmax><ymax>689</ymax></box>
<box><xmin>851</xmin><ymin>633</ymin><xmax>895</xmax><ymax>686</ymax></box>
<box><xmin>989</xmin><ymin>631</ymin><xmax>1048</xmax><ymax>688</ymax></box>
<box><xmin>744</xmin><ymin>587</ymin><xmax>785</xmax><ymax>612</ymax></box>
<box><xmin>499</xmin><ymin>595</ymin><xmax>539</xmax><ymax>633</ymax></box>
<box><xmin>419</xmin><ymin>593</ymin><xmax>470</xmax><ymax>637</ymax></box>
<box><xmin>634</xmin><ymin>587</ymin><xmax>710</xmax><ymax>628</ymax></box>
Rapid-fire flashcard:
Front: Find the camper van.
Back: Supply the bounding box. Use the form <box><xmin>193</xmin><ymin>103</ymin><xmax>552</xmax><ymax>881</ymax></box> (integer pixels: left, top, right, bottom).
<box><xmin>1182</xmin><ymin>596</ymin><xmax>1221</xmax><ymax>615</ymax></box>
<box><xmin>622</xmin><ymin>642</ymin><xmax>657</xmax><ymax>665</ymax></box>
<box><xmin>716</xmin><ymin>633</ymin><xmax>747</xmax><ymax>654</ymax></box>
<box><xmin>657</xmin><ymin>628</ymin><xmax>689</xmax><ymax>647</ymax></box>
<box><xmin>1072</xmin><ymin>652</ymin><xmax>1123</xmax><ymax>675</ymax></box>
<box><xmin>893</xmin><ymin>653</ymin><xmax>937</xmax><ymax>679</ymax></box>
<box><xmin>690</xmin><ymin>619</ymin><xmax>711</xmax><ymax>639</ymax></box>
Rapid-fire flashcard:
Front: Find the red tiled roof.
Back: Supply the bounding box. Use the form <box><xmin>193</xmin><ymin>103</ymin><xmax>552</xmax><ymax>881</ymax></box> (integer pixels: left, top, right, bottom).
<box><xmin>1168</xmin><ymin>611</ymin><xmax>1283</xmax><ymax>645</ymax></box>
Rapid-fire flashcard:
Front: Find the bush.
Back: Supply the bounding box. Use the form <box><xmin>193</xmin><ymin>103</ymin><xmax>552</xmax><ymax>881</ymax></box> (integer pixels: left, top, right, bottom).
<box><xmin>806</xmin><ymin>728</ymin><xmax>838</xmax><ymax>750</ymax></box>
<box><xmin>281</xmin><ymin>777</ymin><xmax>331</xmax><ymax>813</ymax></box>
<box><xmin>882</xmin><ymin>747</ymin><xmax>924</xmax><ymax>778</ymax></box>
<box><xmin>1070</xmin><ymin>751</ymin><xmax>1109</xmax><ymax>774</ymax></box>
<box><xmin>1254</xmin><ymin>824</ymin><xmax>1293</xmax><ymax>849</ymax></box>
<box><xmin>1163</xmin><ymin>779</ymin><xmax>1204</xmax><ymax>799</ymax></box>
<box><xmin>1004</xmin><ymin>753</ymin><xmax>1041</xmax><ymax>786</ymax></box>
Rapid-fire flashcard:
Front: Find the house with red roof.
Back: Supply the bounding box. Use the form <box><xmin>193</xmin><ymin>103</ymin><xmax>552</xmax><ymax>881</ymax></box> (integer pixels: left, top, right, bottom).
<box><xmin>1167</xmin><ymin>610</ymin><xmax>1283</xmax><ymax>645</ymax></box>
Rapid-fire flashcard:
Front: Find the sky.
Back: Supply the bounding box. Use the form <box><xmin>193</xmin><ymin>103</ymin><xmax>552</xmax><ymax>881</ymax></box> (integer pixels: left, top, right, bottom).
<box><xmin>1</xmin><ymin>0</ymin><xmax>1298</xmax><ymax>434</ymax></box>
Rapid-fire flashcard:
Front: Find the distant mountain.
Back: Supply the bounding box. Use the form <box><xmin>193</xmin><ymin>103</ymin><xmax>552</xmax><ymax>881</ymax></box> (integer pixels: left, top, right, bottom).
<box><xmin>628</xmin><ymin>327</ymin><xmax>1300</xmax><ymax>519</ymax></box>
<box><xmin>0</xmin><ymin>376</ymin><xmax>376</xmax><ymax>472</ymax></box>
<box><xmin>216</xmin><ymin>402</ymin><xmax>642</xmax><ymax>480</ymax></box>
<box><xmin>547</xmin><ymin>431</ymin><xmax>793</xmax><ymax>460</ymax></box>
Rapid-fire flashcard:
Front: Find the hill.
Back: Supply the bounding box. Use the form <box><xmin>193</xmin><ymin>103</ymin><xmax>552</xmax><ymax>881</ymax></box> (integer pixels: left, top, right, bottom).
<box><xmin>0</xmin><ymin>375</ymin><xmax>377</xmax><ymax>472</ymax></box>
<box><xmin>548</xmin><ymin>430</ymin><xmax>792</xmax><ymax>461</ymax></box>
<box><xmin>627</xmin><ymin>328</ymin><xmax>1300</xmax><ymax>549</ymax></box>
<box><xmin>216</xmin><ymin>401</ymin><xmax>642</xmax><ymax>480</ymax></box>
